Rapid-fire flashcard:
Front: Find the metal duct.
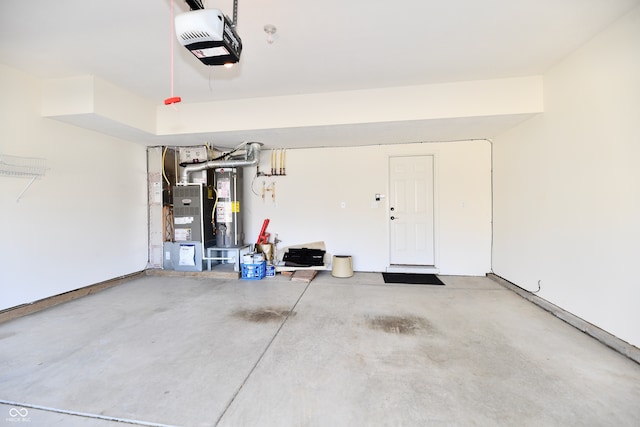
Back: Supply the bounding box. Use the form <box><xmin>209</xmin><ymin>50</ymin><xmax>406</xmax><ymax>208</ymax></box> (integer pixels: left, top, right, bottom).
<box><xmin>180</xmin><ymin>142</ymin><xmax>262</xmax><ymax>183</ymax></box>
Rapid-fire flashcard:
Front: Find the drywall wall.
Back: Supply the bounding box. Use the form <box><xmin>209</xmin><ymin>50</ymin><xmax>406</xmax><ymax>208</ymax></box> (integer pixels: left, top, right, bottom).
<box><xmin>39</xmin><ymin>74</ymin><xmax>542</xmax><ymax>149</ymax></box>
<box><xmin>492</xmin><ymin>7</ymin><xmax>640</xmax><ymax>347</ymax></box>
<box><xmin>42</xmin><ymin>75</ymin><xmax>157</xmax><ymax>133</ymax></box>
<box><xmin>157</xmin><ymin>77</ymin><xmax>543</xmax><ymax>136</ymax></box>
<box><xmin>0</xmin><ymin>65</ymin><xmax>149</xmax><ymax>311</ymax></box>
<box><xmin>243</xmin><ymin>141</ymin><xmax>491</xmax><ymax>275</ymax></box>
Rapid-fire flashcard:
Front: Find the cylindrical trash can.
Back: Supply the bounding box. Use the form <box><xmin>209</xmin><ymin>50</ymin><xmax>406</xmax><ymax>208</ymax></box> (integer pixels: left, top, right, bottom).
<box><xmin>332</xmin><ymin>255</ymin><xmax>354</xmax><ymax>278</ymax></box>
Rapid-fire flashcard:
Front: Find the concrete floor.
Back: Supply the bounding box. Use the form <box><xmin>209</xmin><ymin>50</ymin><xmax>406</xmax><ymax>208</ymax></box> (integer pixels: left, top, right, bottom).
<box><xmin>1</xmin><ymin>273</ymin><xmax>639</xmax><ymax>427</ymax></box>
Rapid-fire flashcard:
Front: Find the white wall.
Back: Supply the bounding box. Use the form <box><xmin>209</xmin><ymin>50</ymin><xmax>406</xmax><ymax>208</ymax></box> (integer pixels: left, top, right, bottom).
<box><xmin>243</xmin><ymin>141</ymin><xmax>491</xmax><ymax>275</ymax></box>
<box><xmin>0</xmin><ymin>65</ymin><xmax>149</xmax><ymax>311</ymax></box>
<box><xmin>157</xmin><ymin>77</ymin><xmax>543</xmax><ymax>137</ymax></box>
<box><xmin>492</xmin><ymin>7</ymin><xmax>640</xmax><ymax>347</ymax></box>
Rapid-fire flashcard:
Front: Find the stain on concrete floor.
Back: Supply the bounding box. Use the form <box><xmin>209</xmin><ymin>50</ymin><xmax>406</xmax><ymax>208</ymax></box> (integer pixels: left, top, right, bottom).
<box><xmin>233</xmin><ymin>307</ymin><xmax>296</xmax><ymax>323</ymax></box>
<box><xmin>367</xmin><ymin>315</ymin><xmax>433</xmax><ymax>335</ymax></box>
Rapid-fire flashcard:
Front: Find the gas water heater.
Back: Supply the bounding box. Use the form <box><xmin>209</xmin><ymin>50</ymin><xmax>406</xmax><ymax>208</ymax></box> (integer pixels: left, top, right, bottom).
<box><xmin>214</xmin><ymin>167</ymin><xmax>244</xmax><ymax>247</ymax></box>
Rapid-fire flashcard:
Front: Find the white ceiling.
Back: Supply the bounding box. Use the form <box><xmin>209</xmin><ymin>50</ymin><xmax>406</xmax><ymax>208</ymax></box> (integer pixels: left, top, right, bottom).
<box><xmin>1</xmin><ymin>0</ymin><xmax>638</xmax><ymax>147</ymax></box>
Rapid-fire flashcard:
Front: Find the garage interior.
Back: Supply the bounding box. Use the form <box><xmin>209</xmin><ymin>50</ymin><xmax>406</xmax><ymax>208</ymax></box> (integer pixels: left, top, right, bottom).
<box><xmin>1</xmin><ymin>1</ymin><xmax>639</xmax><ymax>425</ymax></box>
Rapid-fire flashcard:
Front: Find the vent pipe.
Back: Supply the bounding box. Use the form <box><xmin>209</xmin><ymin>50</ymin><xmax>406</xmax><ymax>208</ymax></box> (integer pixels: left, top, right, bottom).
<box><xmin>180</xmin><ymin>142</ymin><xmax>262</xmax><ymax>183</ymax></box>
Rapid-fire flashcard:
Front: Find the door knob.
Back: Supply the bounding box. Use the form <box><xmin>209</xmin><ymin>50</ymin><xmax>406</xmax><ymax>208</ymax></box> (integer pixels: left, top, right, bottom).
<box><xmin>390</xmin><ymin>207</ymin><xmax>395</xmax><ymax>211</ymax></box>
<box><xmin>390</xmin><ymin>216</ymin><xmax>398</xmax><ymax>220</ymax></box>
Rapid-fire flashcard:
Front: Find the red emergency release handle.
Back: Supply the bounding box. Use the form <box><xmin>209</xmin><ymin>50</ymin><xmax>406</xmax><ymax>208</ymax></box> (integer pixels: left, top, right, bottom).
<box><xmin>164</xmin><ymin>96</ymin><xmax>182</xmax><ymax>105</ymax></box>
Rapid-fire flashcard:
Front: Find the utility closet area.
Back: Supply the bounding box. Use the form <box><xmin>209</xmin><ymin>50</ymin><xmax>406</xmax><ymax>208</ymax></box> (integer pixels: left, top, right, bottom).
<box><xmin>148</xmin><ymin>142</ymin><xmax>312</xmax><ymax>281</ymax></box>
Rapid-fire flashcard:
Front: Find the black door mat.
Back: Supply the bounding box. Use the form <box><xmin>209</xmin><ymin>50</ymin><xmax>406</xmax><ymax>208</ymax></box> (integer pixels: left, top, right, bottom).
<box><xmin>382</xmin><ymin>272</ymin><xmax>445</xmax><ymax>285</ymax></box>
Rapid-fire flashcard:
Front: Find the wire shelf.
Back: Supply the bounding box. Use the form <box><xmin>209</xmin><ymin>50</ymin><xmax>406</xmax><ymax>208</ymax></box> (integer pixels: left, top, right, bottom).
<box><xmin>1</xmin><ymin>154</ymin><xmax>48</xmax><ymax>202</ymax></box>
<box><xmin>0</xmin><ymin>154</ymin><xmax>47</xmax><ymax>178</ymax></box>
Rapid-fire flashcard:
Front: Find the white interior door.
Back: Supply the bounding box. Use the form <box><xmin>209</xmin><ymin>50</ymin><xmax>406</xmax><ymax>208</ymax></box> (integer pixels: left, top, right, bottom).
<box><xmin>389</xmin><ymin>155</ymin><xmax>435</xmax><ymax>266</ymax></box>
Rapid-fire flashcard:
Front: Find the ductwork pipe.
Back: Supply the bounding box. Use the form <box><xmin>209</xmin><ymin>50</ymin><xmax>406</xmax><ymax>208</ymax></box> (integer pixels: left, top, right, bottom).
<box><xmin>180</xmin><ymin>142</ymin><xmax>262</xmax><ymax>183</ymax></box>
